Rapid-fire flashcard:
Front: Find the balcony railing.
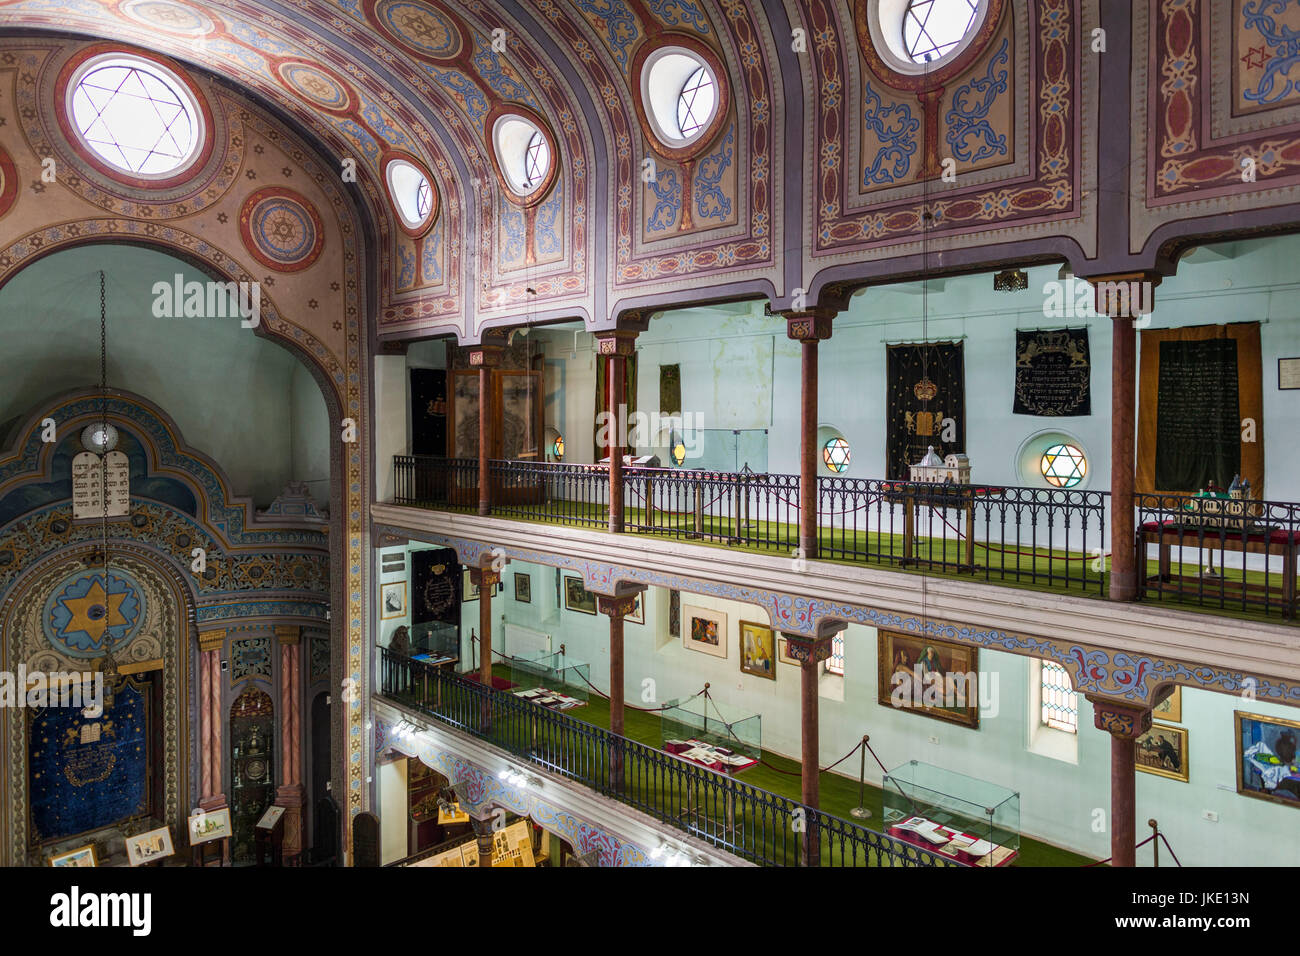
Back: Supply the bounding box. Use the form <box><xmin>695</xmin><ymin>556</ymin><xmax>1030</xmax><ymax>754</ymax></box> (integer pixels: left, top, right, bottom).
<box><xmin>391</xmin><ymin>456</ymin><xmax>1299</xmax><ymax>621</ymax></box>
<box><xmin>379</xmin><ymin>648</ymin><xmax>958</xmax><ymax>868</ymax></box>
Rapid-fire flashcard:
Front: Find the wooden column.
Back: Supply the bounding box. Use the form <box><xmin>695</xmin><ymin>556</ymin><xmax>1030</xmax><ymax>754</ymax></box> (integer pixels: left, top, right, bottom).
<box><xmin>469</xmin><ymin>343</ymin><xmax>503</xmax><ymax>517</ymax></box>
<box><xmin>785</xmin><ymin>312</ymin><xmax>834</xmax><ymax>561</ymax></box>
<box><xmin>597</xmin><ymin>587</ymin><xmax>645</xmax><ymax>791</ymax></box>
<box><xmin>473</xmin><ymin>818</ymin><xmax>495</xmax><ymax>868</ymax></box>
<box><xmin>1086</xmin><ymin>695</ymin><xmax>1152</xmax><ymax>867</ymax></box>
<box><xmin>469</xmin><ymin>563</ymin><xmax>504</xmax><ymax>688</ymax></box>
<box><xmin>782</xmin><ymin>630</ymin><xmax>838</xmax><ymax>867</ymax></box>
<box><xmin>197</xmin><ymin>628</ymin><xmax>227</xmax><ymax>812</ymax></box>
<box><xmin>275</xmin><ymin>624</ymin><xmax>305</xmax><ymax>865</ymax></box>
<box><xmin>1091</xmin><ymin>274</ymin><xmax>1159</xmax><ymax>601</ymax></box>
<box><xmin>595</xmin><ymin>331</ymin><xmax>639</xmax><ymax>534</ymax></box>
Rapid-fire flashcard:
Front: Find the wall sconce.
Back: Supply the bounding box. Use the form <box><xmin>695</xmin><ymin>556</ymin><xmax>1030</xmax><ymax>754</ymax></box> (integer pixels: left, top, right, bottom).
<box><xmin>671</xmin><ymin>433</ymin><xmax>686</xmax><ymax>466</ymax></box>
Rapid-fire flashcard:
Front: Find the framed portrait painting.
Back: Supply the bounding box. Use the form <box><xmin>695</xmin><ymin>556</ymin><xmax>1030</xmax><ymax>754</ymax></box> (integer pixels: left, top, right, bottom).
<box><xmin>49</xmin><ymin>844</ymin><xmax>97</xmax><ymax>867</ymax></box>
<box><xmin>380</xmin><ymin>581</ymin><xmax>406</xmax><ymax>620</ymax></box>
<box><xmin>1136</xmin><ymin>723</ymin><xmax>1189</xmax><ymax>782</ymax></box>
<box><xmin>1236</xmin><ymin>711</ymin><xmax>1300</xmax><ymax>807</ymax></box>
<box><xmin>627</xmin><ymin>591</ymin><xmax>644</xmax><ymax>625</ymax></box>
<box><xmin>877</xmin><ymin>630</ymin><xmax>979</xmax><ymax>729</ymax></box>
<box><xmin>563</xmin><ymin>575</ymin><xmax>597</xmax><ymax>615</ymax></box>
<box><xmin>682</xmin><ymin>605</ymin><xmax>727</xmax><ymax>659</ymax></box>
<box><xmin>1153</xmin><ymin>686</ymin><xmax>1182</xmax><ymax>723</ymax></box>
<box><xmin>514</xmin><ymin>572</ymin><xmax>531</xmax><ymax>604</ymax></box>
<box><xmin>125</xmin><ymin>826</ymin><xmax>174</xmax><ymax>866</ymax></box>
<box><xmin>739</xmin><ymin>621</ymin><xmax>776</xmax><ymax>680</ymax></box>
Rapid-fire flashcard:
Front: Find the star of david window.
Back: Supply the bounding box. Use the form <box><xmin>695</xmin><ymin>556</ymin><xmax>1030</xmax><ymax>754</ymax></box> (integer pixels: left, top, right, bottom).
<box><xmin>903</xmin><ymin>0</ymin><xmax>980</xmax><ymax>64</ymax></box>
<box><xmin>523</xmin><ymin>131</ymin><xmax>550</xmax><ymax>190</ymax></box>
<box><xmin>823</xmin><ymin>437</ymin><xmax>852</xmax><ymax>474</ymax></box>
<box><xmin>68</xmin><ymin>53</ymin><xmax>203</xmax><ymax>177</ymax></box>
<box><xmin>1039</xmin><ymin>443</ymin><xmax>1087</xmax><ymax>488</ymax></box>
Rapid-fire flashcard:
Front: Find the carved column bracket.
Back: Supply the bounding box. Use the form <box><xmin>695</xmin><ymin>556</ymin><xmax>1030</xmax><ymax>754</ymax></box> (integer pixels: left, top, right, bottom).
<box><xmin>1086</xmin><ymin>694</ymin><xmax>1153</xmax><ymax>868</ymax></box>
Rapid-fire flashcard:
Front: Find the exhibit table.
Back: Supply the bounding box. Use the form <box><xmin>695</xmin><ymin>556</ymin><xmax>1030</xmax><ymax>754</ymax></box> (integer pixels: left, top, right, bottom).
<box><xmin>881</xmin><ymin>482</ymin><xmax>1005</xmax><ymax>572</ymax></box>
<box><xmin>664</xmin><ymin>738</ymin><xmax>758</xmax><ymax>773</ymax></box>
<box><xmin>882</xmin><ymin>761</ymin><xmax>1020</xmax><ymax>867</ymax></box>
<box><xmin>513</xmin><ymin>687</ymin><xmax>585</xmax><ymax>711</ymax></box>
<box><xmin>887</xmin><ymin>814</ymin><xmax>1018</xmax><ymax>867</ymax></box>
<box><xmin>664</xmin><ymin>738</ymin><xmax>757</xmax><ymax>845</ymax></box>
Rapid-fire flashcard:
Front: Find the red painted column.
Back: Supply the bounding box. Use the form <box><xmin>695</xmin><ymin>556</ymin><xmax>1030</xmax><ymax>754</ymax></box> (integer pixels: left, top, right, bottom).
<box><xmin>471</xmin><ymin>566</ymin><xmax>501</xmax><ymax>688</ymax></box>
<box><xmin>197</xmin><ymin>629</ymin><xmax>227</xmax><ymax>811</ymax></box>
<box><xmin>609</xmin><ymin>352</ymin><xmax>624</xmax><ymax>533</ymax></box>
<box><xmin>276</xmin><ymin>625</ymin><xmax>305</xmax><ymax>865</ymax></box>
<box><xmin>1092</xmin><ymin>274</ymin><xmax>1159</xmax><ymax>601</ymax></box>
<box><xmin>478</xmin><ymin>365</ymin><xmax>491</xmax><ymax>517</ymax></box>
<box><xmin>786</xmin><ymin>313</ymin><xmax>833</xmax><ymax>561</ymax></box>
<box><xmin>598</xmin><ymin>589</ymin><xmax>642</xmax><ymax>791</ymax></box>
<box><xmin>784</xmin><ymin>632</ymin><xmax>836</xmax><ymax>867</ymax></box>
<box><xmin>1087</xmin><ymin>695</ymin><xmax>1151</xmax><ymax>867</ymax></box>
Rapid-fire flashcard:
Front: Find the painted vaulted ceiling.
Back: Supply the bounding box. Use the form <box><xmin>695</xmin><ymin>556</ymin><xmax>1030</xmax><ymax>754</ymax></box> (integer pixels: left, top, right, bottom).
<box><xmin>0</xmin><ymin>0</ymin><xmax>1298</xmax><ymax>343</ymax></box>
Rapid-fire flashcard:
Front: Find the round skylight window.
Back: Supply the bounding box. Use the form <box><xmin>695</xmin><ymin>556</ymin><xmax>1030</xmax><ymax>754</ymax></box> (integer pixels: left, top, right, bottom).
<box><xmin>639</xmin><ymin>46</ymin><xmax>723</xmax><ymax>151</ymax></box>
<box><xmin>385</xmin><ymin>157</ymin><xmax>437</xmax><ymax>233</ymax></box>
<box><xmin>67</xmin><ymin>53</ymin><xmax>203</xmax><ymax>178</ymax></box>
<box><xmin>491</xmin><ymin>114</ymin><xmax>554</xmax><ymax>200</ymax></box>
<box><xmin>903</xmin><ymin>0</ymin><xmax>980</xmax><ymax>64</ymax></box>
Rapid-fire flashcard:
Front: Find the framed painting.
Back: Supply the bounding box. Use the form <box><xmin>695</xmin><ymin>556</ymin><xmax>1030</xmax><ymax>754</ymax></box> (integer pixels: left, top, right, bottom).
<box><xmin>125</xmin><ymin>826</ymin><xmax>174</xmax><ymax>866</ymax></box>
<box><xmin>682</xmin><ymin>605</ymin><xmax>727</xmax><ymax>659</ymax></box>
<box><xmin>877</xmin><ymin>630</ymin><xmax>980</xmax><ymax>729</ymax></box>
<box><xmin>1236</xmin><ymin>711</ymin><xmax>1300</xmax><ymax>807</ymax></box>
<box><xmin>380</xmin><ymin>581</ymin><xmax>406</xmax><ymax>620</ymax></box>
<box><xmin>49</xmin><ymin>844</ymin><xmax>97</xmax><ymax>867</ymax></box>
<box><xmin>777</xmin><ymin>638</ymin><xmax>799</xmax><ymax>666</ymax></box>
<box><xmin>563</xmin><ymin>575</ymin><xmax>597</xmax><ymax>615</ymax></box>
<box><xmin>627</xmin><ymin>591</ymin><xmax>644</xmax><ymax>625</ymax></box>
<box><xmin>1136</xmin><ymin>723</ymin><xmax>1189</xmax><ymax>782</ymax></box>
<box><xmin>1153</xmin><ymin>686</ymin><xmax>1182</xmax><ymax>723</ymax></box>
<box><xmin>739</xmin><ymin>621</ymin><xmax>776</xmax><ymax>680</ymax></box>
<box><xmin>462</xmin><ymin>568</ymin><xmax>479</xmax><ymax>603</ymax></box>
<box><xmin>514</xmin><ymin>572</ymin><xmax>531</xmax><ymax>604</ymax></box>
<box><xmin>187</xmin><ymin>806</ymin><xmax>233</xmax><ymax>845</ymax></box>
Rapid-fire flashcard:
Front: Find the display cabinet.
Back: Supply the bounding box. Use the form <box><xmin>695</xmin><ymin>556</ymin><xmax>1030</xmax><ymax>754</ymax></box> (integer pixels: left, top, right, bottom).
<box><xmin>882</xmin><ymin>760</ymin><xmax>1020</xmax><ymax>866</ymax></box>
<box><xmin>659</xmin><ymin>697</ymin><xmax>761</xmax><ymax>770</ymax></box>
<box><xmin>408</xmin><ymin>621</ymin><xmax>459</xmax><ymax>667</ymax></box>
<box><xmin>509</xmin><ymin>650</ymin><xmax>589</xmax><ymax>711</ymax></box>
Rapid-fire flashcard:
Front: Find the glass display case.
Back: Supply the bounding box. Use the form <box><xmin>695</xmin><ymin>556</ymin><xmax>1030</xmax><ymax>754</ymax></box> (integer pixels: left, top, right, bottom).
<box><xmin>659</xmin><ymin>697</ymin><xmax>761</xmax><ymax>772</ymax></box>
<box><xmin>881</xmin><ymin>760</ymin><xmax>1020</xmax><ymax>866</ymax></box>
<box><xmin>408</xmin><ymin>621</ymin><xmax>459</xmax><ymax>667</ymax></box>
<box><xmin>508</xmin><ymin>650</ymin><xmax>589</xmax><ymax>711</ymax></box>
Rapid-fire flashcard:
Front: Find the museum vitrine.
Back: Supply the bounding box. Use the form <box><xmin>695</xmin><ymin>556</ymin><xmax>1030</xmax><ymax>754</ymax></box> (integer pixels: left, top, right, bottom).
<box><xmin>408</xmin><ymin>621</ymin><xmax>459</xmax><ymax>667</ymax></box>
<box><xmin>882</xmin><ymin>760</ymin><xmax>1020</xmax><ymax>867</ymax></box>
<box><xmin>659</xmin><ymin>697</ymin><xmax>761</xmax><ymax>771</ymax></box>
<box><xmin>509</xmin><ymin>650</ymin><xmax>589</xmax><ymax>711</ymax></box>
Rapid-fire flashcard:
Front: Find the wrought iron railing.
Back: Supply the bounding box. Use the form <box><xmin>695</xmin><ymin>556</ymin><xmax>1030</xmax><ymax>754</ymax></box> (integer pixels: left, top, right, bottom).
<box><xmin>1135</xmin><ymin>491</ymin><xmax>1300</xmax><ymax>619</ymax></box>
<box><xmin>379</xmin><ymin>649</ymin><xmax>957</xmax><ymax>868</ymax></box>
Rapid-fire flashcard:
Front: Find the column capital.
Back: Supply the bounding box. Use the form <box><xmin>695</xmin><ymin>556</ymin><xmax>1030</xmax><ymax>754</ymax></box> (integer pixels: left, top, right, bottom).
<box><xmin>275</xmin><ymin>624</ymin><xmax>301</xmax><ymax>646</ymax></box>
<box><xmin>469</xmin><ymin>565</ymin><xmax>504</xmax><ymax>589</ymax></box>
<box><xmin>1080</xmin><ymin>272</ymin><xmax>1161</xmax><ymax>319</ymax></box>
<box><xmin>780</xmin><ymin>633</ymin><xmax>835</xmax><ymax>664</ymax></box>
<box><xmin>597</xmin><ymin>586</ymin><xmax>645</xmax><ymax>620</ymax></box>
<box><xmin>783</xmin><ymin>311</ymin><xmax>835</xmax><ymax>342</ymax></box>
<box><xmin>594</xmin><ymin>329</ymin><xmax>639</xmax><ymax>356</ymax></box>
<box><xmin>468</xmin><ymin>343</ymin><xmax>504</xmax><ymax>368</ymax></box>
<box><xmin>1085</xmin><ymin>695</ymin><xmax>1152</xmax><ymax>740</ymax></box>
<box><xmin>198</xmin><ymin>628</ymin><xmax>227</xmax><ymax>653</ymax></box>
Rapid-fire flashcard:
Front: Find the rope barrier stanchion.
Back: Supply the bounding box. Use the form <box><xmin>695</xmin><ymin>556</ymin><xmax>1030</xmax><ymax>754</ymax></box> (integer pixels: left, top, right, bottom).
<box><xmin>851</xmin><ymin>734</ymin><xmax>871</xmax><ymax>819</ymax></box>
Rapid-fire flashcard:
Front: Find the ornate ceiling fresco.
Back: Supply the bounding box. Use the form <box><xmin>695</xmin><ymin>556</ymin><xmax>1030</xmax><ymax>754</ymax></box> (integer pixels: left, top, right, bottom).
<box><xmin>0</xmin><ymin>0</ymin><xmax>1296</xmax><ymax>335</ymax></box>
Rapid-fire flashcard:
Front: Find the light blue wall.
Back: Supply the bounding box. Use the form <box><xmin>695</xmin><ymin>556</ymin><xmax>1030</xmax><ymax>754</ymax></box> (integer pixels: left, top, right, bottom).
<box><xmin>0</xmin><ymin>245</ymin><xmax>330</xmax><ymax>506</ymax></box>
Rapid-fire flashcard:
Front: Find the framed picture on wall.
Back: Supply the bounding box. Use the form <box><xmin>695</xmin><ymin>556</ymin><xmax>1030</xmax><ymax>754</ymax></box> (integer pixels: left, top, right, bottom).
<box><xmin>627</xmin><ymin>591</ymin><xmax>644</xmax><ymax>625</ymax></box>
<box><xmin>682</xmin><ymin>605</ymin><xmax>727</xmax><ymax>659</ymax></box>
<box><xmin>514</xmin><ymin>572</ymin><xmax>532</xmax><ymax>604</ymax></box>
<box><xmin>380</xmin><ymin>581</ymin><xmax>406</xmax><ymax>620</ymax></box>
<box><xmin>462</xmin><ymin>568</ymin><xmax>479</xmax><ymax>603</ymax></box>
<box><xmin>1235</xmin><ymin>711</ymin><xmax>1300</xmax><ymax>807</ymax></box>
<box><xmin>563</xmin><ymin>575</ymin><xmax>597</xmax><ymax>615</ymax></box>
<box><xmin>1136</xmin><ymin>722</ymin><xmax>1189</xmax><ymax>783</ymax></box>
<box><xmin>739</xmin><ymin>621</ymin><xmax>776</xmax><ymax>680</ymax></box>
<box><xmin>877</xmin><ymin>630</ymin><xmax>980</xmax><ymax>729</ymax></box>
<box><xmin>48</xmin><ymin>844</ymin><xmax>97</xmax><ymax>867</ymax></box>
<box><xmin>1153</xmin><ymin>686</ymin><xmax>1182</xmax><ymax>723</ymax></box>
<box><xmin>777</xmin><ymin>638</ymin><xmax>799</xmax><ymax>666</ymax></box>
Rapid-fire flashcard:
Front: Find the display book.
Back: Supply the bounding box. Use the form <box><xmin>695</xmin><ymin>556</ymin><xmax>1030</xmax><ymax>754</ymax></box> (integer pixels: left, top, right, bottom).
<box><xmin>659</xmin><ymin>696</ymin><xmax>761</xmax><ymax>772</ymax></box>
<box><xmin>408</xmin><ymin>621</ymin><xmax>459</xmax><ymax>667</ymax></box>
<box><xmin>509</xmin><ymin>650</ymin><xmax>589</xmax><ymax>711</ymax></box>
<box><xmin>882</xmin><ymin>760</ymin><xmax>1020</xmax><ymax>867</ymax></box>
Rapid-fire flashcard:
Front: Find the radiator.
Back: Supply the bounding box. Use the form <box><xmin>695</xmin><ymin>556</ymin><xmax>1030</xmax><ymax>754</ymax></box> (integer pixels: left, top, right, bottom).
<box><xmin>502</xmin><ymin>619</ymin><xmax>551</xmax><ymax>658</ymax></box>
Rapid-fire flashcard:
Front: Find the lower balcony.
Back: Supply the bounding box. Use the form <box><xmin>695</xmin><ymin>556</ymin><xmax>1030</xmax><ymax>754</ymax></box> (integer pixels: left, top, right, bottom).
<box><xmin>377</xmin><ymin>649</ymin><xmax>1092</xmax><ymax>867</ymax></box>
<box><xmin>392</xmin><ymin>456</ymin><xmax>1300</xmax><ymax>626</ymax></box>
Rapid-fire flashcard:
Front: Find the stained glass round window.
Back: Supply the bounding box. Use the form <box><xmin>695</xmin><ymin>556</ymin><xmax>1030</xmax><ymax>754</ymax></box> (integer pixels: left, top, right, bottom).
<box><xmin>903</xmin><ymin>0</ymin><xmax>980</xmax><ymax>64</ymax></box>
<box><xmin>823</xmin><ymin>437</ymin><xmax>851</xmax><ymax>473</ymax></box>
<box><xmin>69</xmin><ymin>54</ymin><xmax>202</xmax><ymax>176</ymax></box>
<box><xmin>1040</xmin><ymin>443</ymin><xmax>1087</xmax><ymax>487</ymax></box>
